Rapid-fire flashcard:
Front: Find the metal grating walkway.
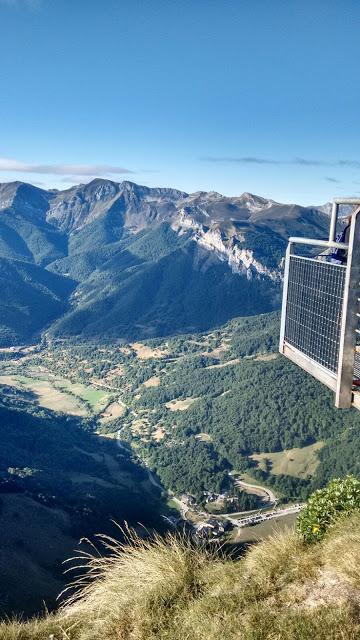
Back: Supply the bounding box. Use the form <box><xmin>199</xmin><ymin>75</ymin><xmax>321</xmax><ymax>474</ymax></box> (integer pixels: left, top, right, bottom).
<box><xmin>284</xmin><ymin>255</ymin><xmax>347</xmax><ymax>373</ymax></box>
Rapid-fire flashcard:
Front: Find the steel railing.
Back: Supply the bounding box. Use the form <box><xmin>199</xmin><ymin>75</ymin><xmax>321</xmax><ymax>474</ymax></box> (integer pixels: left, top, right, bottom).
<box><xmin>279</xmin><ymin>199</ymin><xmax>360</xmax><ymax>408</ymax></box>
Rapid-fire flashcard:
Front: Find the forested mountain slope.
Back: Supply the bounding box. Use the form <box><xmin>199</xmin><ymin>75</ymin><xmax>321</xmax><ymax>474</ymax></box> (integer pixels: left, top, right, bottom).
<box><xmin>0</xmin><ymin>179</ymin><xmax>329</xmax><ymax>345</ymax></box>
<box><xmin>0</xmin><ymin>390</ymin><xmax>166</xmax><ymax>616</ymax></box>
<box><xmin>0</xmin><ymin>258</ymin><xmax>75</xmax><ymax>345</ymax></box>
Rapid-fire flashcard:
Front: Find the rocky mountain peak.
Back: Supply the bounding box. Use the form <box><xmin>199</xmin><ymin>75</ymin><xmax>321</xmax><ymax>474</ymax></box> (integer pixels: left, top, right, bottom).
<box><xmin>238</xmin><ymin>192</ymin><xmax>275</xmax><ymax>210</ymax></box>
<box><xmin>0</xmin><ymin>181</ymin><xmax>50</xmax><ymax>220</ymax></box>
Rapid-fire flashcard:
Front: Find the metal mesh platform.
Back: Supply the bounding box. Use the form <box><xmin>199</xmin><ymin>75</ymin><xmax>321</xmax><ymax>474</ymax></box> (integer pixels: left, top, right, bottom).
<box><xmin>284</xmin><ymin>256</ymin><xmax>346</xmax><ymax>373</ymax></box>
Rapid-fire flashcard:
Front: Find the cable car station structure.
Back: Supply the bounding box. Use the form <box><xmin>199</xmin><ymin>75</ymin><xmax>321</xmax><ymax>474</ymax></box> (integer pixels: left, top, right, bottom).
<box><xmin>279</xmin><ymin>199</ymin><xmax>360</xmax><ymax>409</ymax></box>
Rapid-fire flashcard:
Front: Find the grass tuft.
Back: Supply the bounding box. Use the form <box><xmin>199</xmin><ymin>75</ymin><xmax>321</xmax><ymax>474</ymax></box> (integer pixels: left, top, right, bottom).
<box><xmin>2</xmin><ymin>518</ymin><xmax>360</xmax><ymax>639</ymax></box>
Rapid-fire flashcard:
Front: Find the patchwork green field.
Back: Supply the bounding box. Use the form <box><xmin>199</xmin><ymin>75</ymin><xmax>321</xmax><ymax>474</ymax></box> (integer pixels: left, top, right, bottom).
<box><xmin>0</xmin><ymin>374</ymin><xmax>87</xmax><ymax>415</ymax></box>
<box><xmin>53</xmin><ymin>379</ymin><xmax>111</xmax><ymax>412</ymax></box>
<box><xmin>250</xmin><ymin>442</ymin><xmax>325</xmax><ymax>479</ymax></box>
<box><xmin>0</xmin><ymin>373</ymin><xmax>112</xmax><ymax>417</ymax></box>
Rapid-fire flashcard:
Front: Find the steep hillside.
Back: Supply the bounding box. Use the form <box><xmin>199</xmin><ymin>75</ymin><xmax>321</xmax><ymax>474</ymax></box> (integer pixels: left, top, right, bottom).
<box><xmin>0</xmin><ymin>393</ymin><xmax>167</xmax><ymax>616</ymax></box>
<box><xmin>0</xmin><ymin>182</ymin><xmax>66</xmax><ymax>265</ymax></box>
<box><xmin>0</xmin><ymin>179</ymin><xmax>330</xmax><ymax>345</ymax></box>
<box><xmin>50</xmin><ymin>229</ymin><xmax>279</xmax><ymax>339</ymax></box>
<box><xmin>0</xmin><ymin>258</ymin><xmax>75</xmax><ymax>345</ymax></box>
<box><xmin>2</xmin><ymin>512</ymin><xmax>360</xmax><ymax>640</ymax></box>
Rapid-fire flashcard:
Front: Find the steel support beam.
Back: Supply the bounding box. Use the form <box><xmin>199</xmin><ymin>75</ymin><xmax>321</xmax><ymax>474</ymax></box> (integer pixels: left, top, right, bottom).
<box><xmin>279</xmin><ymin>242</ymin><xmax>292</xmax><ymax>354</ymax></box>
<box><xmin>335</xmin><ymin>210</ymin><xmax>360</xmax><ymax>408</ymax></box>
<box><xmin>329</xmin><ymin>202</ymin><xmax>338</xmax><ymax>243</ymax></box>
<box><xmin>283</xmin><ymin>343</ymin><xmax>337</xmax><ymax>392</ymax></box>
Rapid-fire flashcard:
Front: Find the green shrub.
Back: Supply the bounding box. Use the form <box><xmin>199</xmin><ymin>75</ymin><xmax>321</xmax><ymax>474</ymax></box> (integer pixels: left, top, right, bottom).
<box><xmin>297</xmin><ymin>475</ymin><xmax>360</xmax><ymax>543</ymax></box>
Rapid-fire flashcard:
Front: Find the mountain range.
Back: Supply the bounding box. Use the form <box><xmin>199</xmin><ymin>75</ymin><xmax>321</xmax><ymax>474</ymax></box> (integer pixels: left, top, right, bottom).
<box><xmin>0</xmin><ymin>179</ymin><xmax>330</xmax><ymax>346</ymax></box>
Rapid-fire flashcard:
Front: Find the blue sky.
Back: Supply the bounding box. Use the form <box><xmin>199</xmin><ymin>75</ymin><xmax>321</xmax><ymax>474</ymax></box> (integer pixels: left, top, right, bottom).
<box><xmin>0</xmin><ymin>0</ymin><xmax>359</xmax><ymax>204</ymax></box>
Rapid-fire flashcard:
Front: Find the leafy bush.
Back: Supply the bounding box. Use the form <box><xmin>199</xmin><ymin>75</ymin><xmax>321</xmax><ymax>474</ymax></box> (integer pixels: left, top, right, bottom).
<box><xmin>298</xmin><ymin>475</ymin><xmax>360</xmax><ymax>543</ymax></box>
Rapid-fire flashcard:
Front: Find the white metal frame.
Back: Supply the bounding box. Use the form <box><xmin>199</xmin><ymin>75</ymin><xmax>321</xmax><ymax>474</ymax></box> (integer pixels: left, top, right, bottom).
<box><xmin>279</xmin><ymin>198</ymin><xmax>360</xmax><ymax>409</ymax></box>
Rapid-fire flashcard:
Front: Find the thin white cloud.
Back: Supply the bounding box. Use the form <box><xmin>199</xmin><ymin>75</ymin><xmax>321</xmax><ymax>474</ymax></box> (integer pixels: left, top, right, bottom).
<box><xmin>201</xmin><ymin>156</ymin><xmax>360</xmax><ymax>168</ymax></box>
<box><xmin>324</xmin><ymin>177</ymin><xmax>341</xmax><ymax>184</ymax></box>
<box><xmin>0</xmin><ymin>157</ymin><xmax>134</xmax><ymax>176</ymax></box>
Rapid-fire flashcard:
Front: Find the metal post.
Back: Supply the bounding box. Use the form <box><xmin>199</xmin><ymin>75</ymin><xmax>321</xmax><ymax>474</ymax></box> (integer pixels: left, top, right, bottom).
<box><xmin>329</xmin><ymin>202</ymin><xmax>338</xmax><ymax>243</ymax></box>
<box><xmin>279</xmin><ymin>241</ymin><xmax>292</xmax><ymax>353</ymax></box>
<box><xmin>335</xmin><ymin>210</ymin><xmax>360</xmax><ymax>408</ymax></box>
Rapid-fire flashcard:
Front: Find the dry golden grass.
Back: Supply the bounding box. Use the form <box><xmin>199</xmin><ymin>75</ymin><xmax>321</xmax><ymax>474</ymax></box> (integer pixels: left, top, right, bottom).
<box><xmin>2</xmin><ymin>517</ymin><xmax>360</xmax><ymax>639</ymax></box>
<box><xmin>130</xmin><ymin>343</ymin><xmax>169</xmax><ymax>360</ymax></box>
<box><xmin>165</xmin><ymin>397</ymin><xmax>198</xmax><ymax>411</ymax></box>
<box><xmin>323</xmin><ymin>513</ymin><xmax>360</xmax><ymax>586</ymax></box>
<box><xmin>143</xmin><ymin>376</ymin><xmax>160</xmax><ymax>388</ymax></box>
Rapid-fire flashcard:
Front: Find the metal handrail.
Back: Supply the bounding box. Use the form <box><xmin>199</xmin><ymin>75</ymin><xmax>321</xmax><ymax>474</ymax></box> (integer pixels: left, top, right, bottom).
<box><xmin>329</xmin><ymin>199</ymin><xmax>360</xmax><ymax>243</ymax></box>
<box><xmin>288</xmin><ymin>237</ymin><xmax>348</xmax><ymax>250</ymax></box>
<box><xmin>333</xmin><ymin>198</ymin><xmax>360</xmax><ymax>205</ymax></box>
<box><xmin>290</xmin><ymin>199</ymin><xmax>360</xmax><ymax>248</ymax></box>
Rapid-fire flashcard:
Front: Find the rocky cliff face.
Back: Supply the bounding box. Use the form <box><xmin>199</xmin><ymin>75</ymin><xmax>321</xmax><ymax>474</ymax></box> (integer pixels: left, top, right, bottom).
<box><xmin>39</xmin><ymin>178</ymin><xmax>328</xmax><ymax>279</ymax></box>
<box><xmin>172</xmin><ymin>209</ymin><xmax>279</xmax><ymax>280</ymax></box>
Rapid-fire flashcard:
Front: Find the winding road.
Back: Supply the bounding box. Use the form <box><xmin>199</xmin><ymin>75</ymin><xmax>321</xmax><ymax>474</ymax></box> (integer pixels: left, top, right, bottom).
<box><xmin>115</xmin><ymin>430</ymin><xmax>301</xmax><ymax>530</ymax></box>
<box><xmin>234</xmin><ymin>479</ymin><xmax>277</xmax><ymax>506</ymax></box>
